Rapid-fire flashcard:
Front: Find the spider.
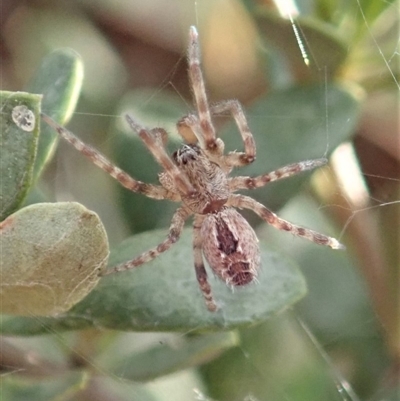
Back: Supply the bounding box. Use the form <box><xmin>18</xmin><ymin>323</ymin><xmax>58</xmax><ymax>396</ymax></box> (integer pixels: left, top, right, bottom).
<box><xmin>41</xmin><ymin>26</ymin><xmax>344</xmax><ymax>312</ymax></box>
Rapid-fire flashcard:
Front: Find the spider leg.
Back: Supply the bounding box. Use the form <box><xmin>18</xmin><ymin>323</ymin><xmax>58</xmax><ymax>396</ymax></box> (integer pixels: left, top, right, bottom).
<box><xmin>125</xmin><ymin>114</ymin><xmax>195</xmax><ymax>196</ymax></box>
<box><xmin>149</xmin><ymin>126</ymin><xmax>168</xmax><ymax>147</ymax></box>
<box><xmin>193</xmin><ymin>215</ymin><xmax>217</xmax><ymax>311</ymax></box>
<box><xmin>229</xmin><ymin>158</ymin><xmax>327</xmax><ymax>191</ymax></box>
<box><xmin>101</xmin><ymin>207</ymin><xmax>191</xmax><ymax>276</ymax></box>
<box><xmin>41</xmin><ymin>113</ymin><xmax>178</xmax><ymax>201</ymax></box>
<box><xmin>176</xmin><ymin>113</ymin><xmax>200</xmax><ymax>142</ymax></box>
<box><xmin>210</xmin><ymin>100</ymin><xmax>256</xmax><ymax>166</ymax></box>
<box><xmin>227</xmin><ymin>194</ymin><xmax>344</xmax><ymax>249</ymax></box>
<box><xmin>188</xmin><ymin>26</ymin><xmax>223</xmax><ymax>156</ymax></box>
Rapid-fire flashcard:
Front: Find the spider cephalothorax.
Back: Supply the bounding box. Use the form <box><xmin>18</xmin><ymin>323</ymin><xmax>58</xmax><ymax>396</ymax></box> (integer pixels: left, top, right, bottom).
<box><xmin>42</xmin><ymin>26</ymin><xmax>344</xmax><ymax>312</ymax></box>
<box><xmin>172</xmin><ymin>144</ymin><xmax>230</xmax><ymax>214</ymax></box>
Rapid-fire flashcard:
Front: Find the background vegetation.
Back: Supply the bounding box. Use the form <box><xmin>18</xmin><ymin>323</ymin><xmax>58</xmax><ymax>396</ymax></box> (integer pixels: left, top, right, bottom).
<box><xmin>1</xmin><ymin>0</ymin><xmax>399</xmax><ymax>400</ymax></box>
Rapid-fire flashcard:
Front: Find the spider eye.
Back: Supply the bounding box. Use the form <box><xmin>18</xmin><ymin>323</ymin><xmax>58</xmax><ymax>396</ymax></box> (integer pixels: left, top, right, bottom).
<box><xmin>173</xmin><ymin>145</ymin><xmax>200</xmax><ymax>165</ymax></box>
<box><xmin>190</xmin><ymin>144</ymin><xmax>201</xmax><ymax>154</ymax></box>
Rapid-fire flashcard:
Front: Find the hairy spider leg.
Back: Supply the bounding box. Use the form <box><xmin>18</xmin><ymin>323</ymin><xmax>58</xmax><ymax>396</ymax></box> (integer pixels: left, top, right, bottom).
<box><xmin>125</xmin><ymin>114</ymin><xmax>195</xmax><ymax>197</ymax></box>
<box><xmin>187</xmin><ymin>26</ymin><xmax>223</xmax><ymax>155</ymax></box>
<box><xmin>193</xmin><ymin>215</ymin><xmax>217</xmax><ymax>311</ymax></box>
<box><xmin>210</xmin><ymin>100</ymin><xmax>256</xmax><ymax>167</ymax></box>
<box><xmin>229</xmin><ymin>158</ymin><xmax>328</xmax><ymax>191</ymax></box>
<box><xmin>41</xmin><ymin>113</ymin><xmax>176</xmax><ymax>200</ymax></box>
<box><xmin>227</xmin><ymin>194</ymin><xmax>345</xmax><ymax>249</ymax></box>
<box><xmin>101</xmin><ymin>207</ymin><xmax>191</xmax><ymax>275</ymax></box>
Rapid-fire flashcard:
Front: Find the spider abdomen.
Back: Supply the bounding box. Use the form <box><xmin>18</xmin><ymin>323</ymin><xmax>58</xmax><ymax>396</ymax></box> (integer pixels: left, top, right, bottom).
<box><xmin>201</xmin><ymin>208</ymin><xmax>260</xmax><ymax>287</ymax></box>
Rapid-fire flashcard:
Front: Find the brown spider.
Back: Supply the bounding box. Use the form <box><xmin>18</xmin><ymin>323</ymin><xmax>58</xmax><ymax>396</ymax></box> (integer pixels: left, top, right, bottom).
<box><xmin>42</xmin><ymin>26</ymin><xmax>344</xmax><ymax>312</ymax></box>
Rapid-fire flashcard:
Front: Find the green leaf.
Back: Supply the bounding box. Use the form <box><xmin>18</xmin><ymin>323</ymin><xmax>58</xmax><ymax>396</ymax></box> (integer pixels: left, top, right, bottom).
<box><xmin>110</xmin><ymin>332</ymin><xmax>239</xmax><ymax>382</ymax></box>
<box><xmin>0</xmin><ymin>372</ymin><xmax>87</xmax><ymax>401</ymax></box>
<box><xmin>0</xmin><ymin>91</ymin><xmax>41</xmax><ymax>220</ymax></box>
<box><xmin>0</xmin><ymin>228</ymin><xmax>306</xmax><ymax>334</ymax></box>
<box><xmin>224</xmin><ymin>83</ymin><xmax>363</xmax><ymax>211</ymax></box>
<box><xmin>26</xmin><ymin>49</ymin><xmax>83</xmax><ymax>181</ymax></box>
<box><xmin>0</xmin><ymin>202</ymin><xmax>108</xmax><ymax>316</ymax></box>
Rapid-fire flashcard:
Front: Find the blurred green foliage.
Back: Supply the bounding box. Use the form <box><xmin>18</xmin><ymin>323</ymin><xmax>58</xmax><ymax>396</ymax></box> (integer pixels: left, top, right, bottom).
<box><xmin>0</xmin><ymin>0</ymin><xmax>398</xmax><ymax>400</ymax></box>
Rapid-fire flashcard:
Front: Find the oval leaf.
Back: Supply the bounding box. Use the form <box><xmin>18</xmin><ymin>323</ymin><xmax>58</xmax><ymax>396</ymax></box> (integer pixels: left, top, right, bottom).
<box><xmin>0</xmin><ymin>372</ymin><xmax>86</xmax><ymax>401</ymax></box>
<box><xmin>0</xmin><ymin>91</ymin><xmax>41</xmax><ymax>220</ymax></box>
<box><xmin>0</xmin><ymin>202</ymin><xmax>108</xmax><ymax>316</ymax></box>
<box><xmin>26</xmin><ymin>49</ymin><xmax>84</xmax><ymax>181</ymax></box>
<box><xmin>0</xmin><ymin>227</ymin><xmax>306</xmax><ymax>334</ymax></box>
<box><xmin>86</xmin><ymin>230</ymin><xmax>306</xmax><ymax>331</ymax></box>
<box><xmin>110</xmin><ymin>332</ymin><xmax>239</xmax><ymax>382</ymax></box>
